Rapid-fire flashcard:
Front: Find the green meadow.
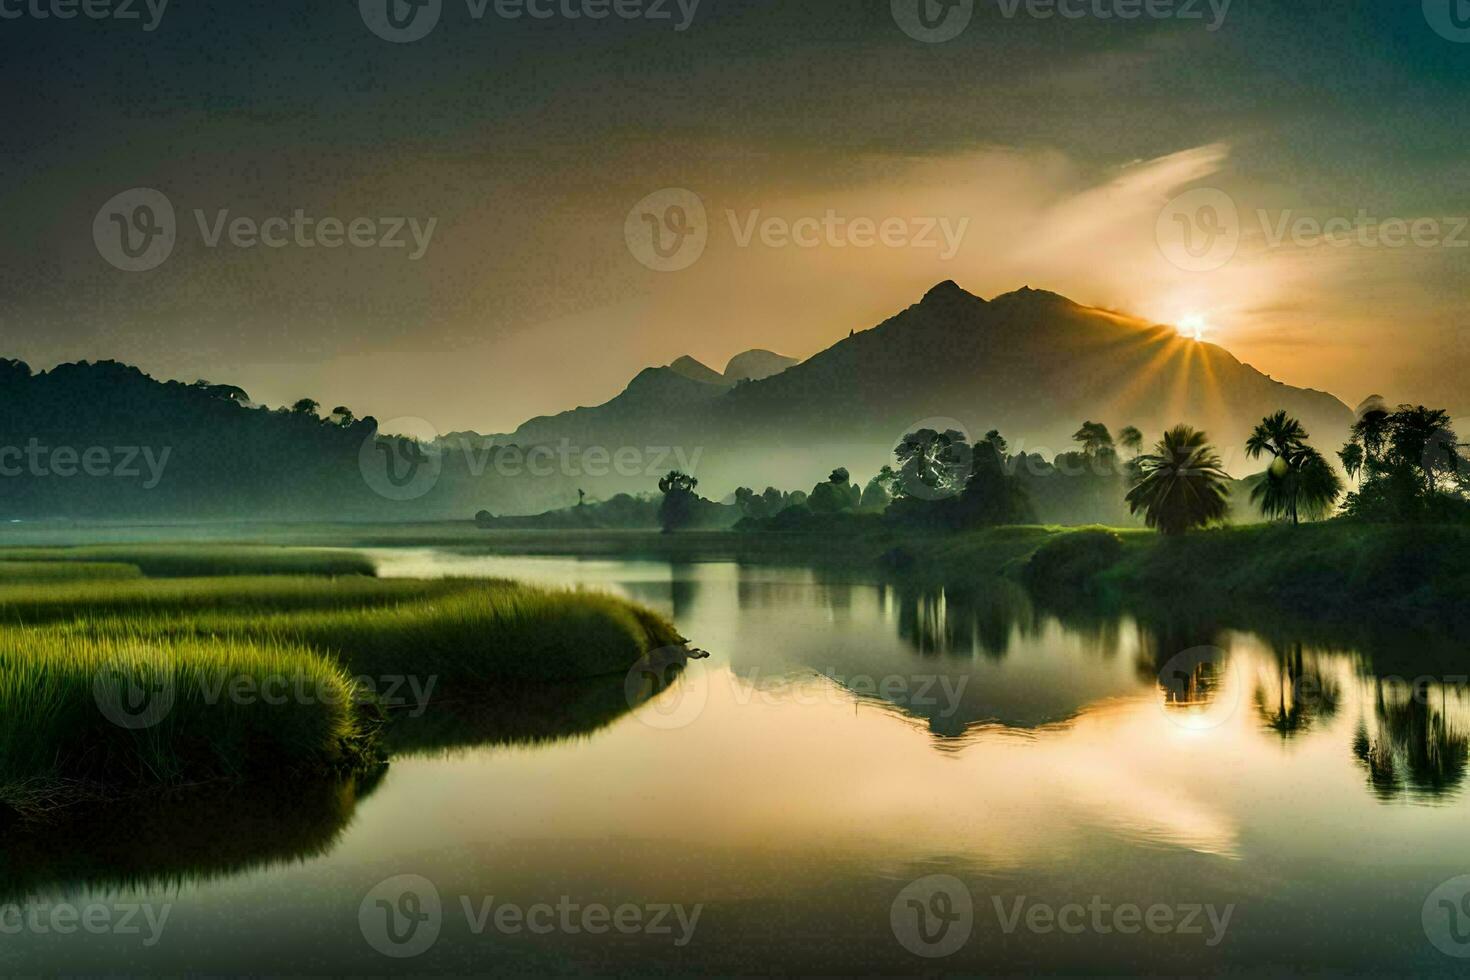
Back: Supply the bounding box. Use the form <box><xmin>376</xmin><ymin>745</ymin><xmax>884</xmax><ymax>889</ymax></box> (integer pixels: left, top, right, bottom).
<box><xmin>0</xmin><ymin>546</ymin><xmax>682</xmax><ymax>818</ymax></box>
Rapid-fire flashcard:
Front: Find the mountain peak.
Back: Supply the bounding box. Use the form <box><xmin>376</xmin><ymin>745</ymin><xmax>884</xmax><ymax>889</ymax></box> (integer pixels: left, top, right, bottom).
<box><xmin>724</xmin><ymin>349</ymin><xmax>797</xmax><ymax>383</ymax></box>
<box><xmin>991</xmin><ymin>285</ymin><xmax>1073</xmax><ymax>306</ymax></box>
<box><xmin>921</xmin><ymin>280</ymin><xmax>981</xmax><ymax>305</ymax></box>
<box><xmin>667</xmin><ymin>356</ymin><xmax>728</xmax><ymax>386</ymax></box>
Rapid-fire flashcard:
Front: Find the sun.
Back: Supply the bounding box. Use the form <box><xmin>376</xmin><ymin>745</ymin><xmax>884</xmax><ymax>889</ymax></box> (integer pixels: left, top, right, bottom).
<box><xmin>1178</xmin><ymin>314</ymin><xmax>1208</xmax><ymax>342</ymax></box>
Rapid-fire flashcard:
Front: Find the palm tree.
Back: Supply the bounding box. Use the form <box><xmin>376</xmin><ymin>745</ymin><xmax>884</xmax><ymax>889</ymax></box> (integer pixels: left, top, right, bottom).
<box><xmin>1245</xmin><ymin>410</ymin><xmax>1307</xmax><ymax>465</ymax></box>
<box><xmin>1125</xmin><ymin>425</ymin><xmax>1231</xmax><ymax>535</ymax></box>
<box><xmin>1245</xmin><ymin>411</ymin><xmax>1341</xmax><ymax>524</ymax></box>
<box><xmin>1251</xmin><ymin>445</ymin><xmax>1342</xmax><ymax>524</ymax></box>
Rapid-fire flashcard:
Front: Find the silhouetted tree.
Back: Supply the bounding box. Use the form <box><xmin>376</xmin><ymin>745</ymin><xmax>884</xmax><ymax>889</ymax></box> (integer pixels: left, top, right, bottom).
<box><xmin>809</xmin><ymin>467</ymin><xmax>857</xmax><ymax>514</ymax></box>
<box><xmin>1340</xmin><ymin>401</ymin><xmax>1466</xmax><ymax>521</ymax></box>
<box><xmin>956</xmin><ymin>432</ymin><xmax>1034</xmax><ymax>526</ymax></box>
<box><xmin>1072</xmin><ymin>421</ymin><xmax>1115</xmax><ymax>458</ymax></box>
<box><xmin>657</xmin><ymin>470</ymin><xmax>699</xmax><ymax>533</ymax></box>
<box><xmin>860</xmin><ymin>470</ymin><xmax>894</xmax><ymax>512</ymax></box>
<box><xmin>1338</xmin><ymin>443</ymin><xmax>1365</xmax><ymax>487</ymax></box>
<box><xmin>290</xmin><ymin>398</ymin><xmax>321</xmax><ymax>417</ymax></box>
<box><xmin>1125</xmin><ymin>426</ymin><xmax>1231</xmax><ymax>535</ymax></box>
<box><xmin>1246</xmin><ymin>411</ymin><xmax>1342</xmax><ymax>524</ymax></box>
<box><xmin>1118</xmin><ymin>425</ymin><xmax>1144</xmax><ymax>457</ymax></box>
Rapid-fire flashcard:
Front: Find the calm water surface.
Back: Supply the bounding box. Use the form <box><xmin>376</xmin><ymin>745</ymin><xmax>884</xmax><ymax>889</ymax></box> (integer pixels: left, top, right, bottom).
<box><xmin>3</xmin><ymin>551</ymin><xmax>1468</xmax><ymax>975</ymax></box>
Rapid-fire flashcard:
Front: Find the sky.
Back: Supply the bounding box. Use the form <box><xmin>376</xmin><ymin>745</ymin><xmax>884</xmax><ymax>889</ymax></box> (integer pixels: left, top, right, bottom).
<box><xmin>1</xmin><ymin>1</ymin><xmax>1467</xmax><ymax>435</ymax></box>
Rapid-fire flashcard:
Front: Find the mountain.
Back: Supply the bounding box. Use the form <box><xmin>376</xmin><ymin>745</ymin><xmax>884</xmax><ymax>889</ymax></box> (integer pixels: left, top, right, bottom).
<box><xmin>667</xmin><ymin>355</ymin><xmax>729</xmax><ymax>387</ymax></box>
<box><xmin>494</xmin><ymin>281</ymin><xmax>1354</xmax><ymax>494</ymax></box>
<box><xmin>724</xmin><ymin>350</ymin><xmax>798</xmax><ymax>383</ymax></box>
<box><xmin>0</xmin><ymin>284</ymin><xmax>1357</xmax><ymax>521</ymax></box>
<box><xmin>502</xmin><ymin>349</ymin><xmax>795</xmax><ymax>449</ymax></box>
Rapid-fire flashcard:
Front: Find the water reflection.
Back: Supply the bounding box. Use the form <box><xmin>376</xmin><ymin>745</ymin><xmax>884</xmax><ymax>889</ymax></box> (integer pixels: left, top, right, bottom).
<box><xmin>384</xmin><ymin>676</ymin><xmax>641</xmax><ymax>757</ymax></box>
<box><xmin>9</xmin><ymin>551</ymin><xmax>1470</xmax><ymax>974</ymax></box>
<box><xmin>0</xmin><ymin>770</ymin><xmax>384</xmax><ymax>901</ymax></box>
<box><xmin>1253</xmin><ymin>643</ymin><xmax>1341</xmax><ymax>739</ymax></box>
<box><xmin>1352</xmin><ymin>677</ymin><xmax>1469</xmax><ymax>802</ymax></box>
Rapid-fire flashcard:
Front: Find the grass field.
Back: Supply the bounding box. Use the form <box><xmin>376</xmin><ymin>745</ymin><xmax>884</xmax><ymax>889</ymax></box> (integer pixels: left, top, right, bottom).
<box><xmin>0</xmin><ymin>544</ymin><xmax>377</xmax><ymax>578</ymax></box>
<box><xmin>0</xmin><ymin>545</ymin><xmax>683</xmax><ymax>817</ymax></box>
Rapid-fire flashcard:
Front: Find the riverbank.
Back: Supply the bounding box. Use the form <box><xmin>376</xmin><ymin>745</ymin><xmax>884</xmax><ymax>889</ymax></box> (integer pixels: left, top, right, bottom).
<box><xmin>0</xmin><ymin>563</ymin><xmax>682</xmax><ymax>819</ymax></box>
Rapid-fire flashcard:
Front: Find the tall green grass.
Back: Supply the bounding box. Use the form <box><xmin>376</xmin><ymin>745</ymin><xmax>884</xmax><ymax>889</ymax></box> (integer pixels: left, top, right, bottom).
<box><xmin>0</xmin><ymin>632</ymin><xmax>370</xmax><ymax>809</ymax></box>
<box><xmin>0</xmin><ymin>575</ymin><xmax>469</xmax><ymax>624</ymax></box>
<box><xmin>0</xmin><ymin>560</ymin><xmax>142</xmax><ymax>582</ymax></box>
<box><xmin>0</xmin><ymin>572</ymin><xmax>684</xmax><ymax>814</ymax></box>
<box><xmin>17</xmin><ymin>577</ymin><xmax>683</xmax><ymax>682</ymax></box>
<box><xmin>0</xmin><ymin>545</ymin><xmax>377</xmax><ymax>578</ymax></box>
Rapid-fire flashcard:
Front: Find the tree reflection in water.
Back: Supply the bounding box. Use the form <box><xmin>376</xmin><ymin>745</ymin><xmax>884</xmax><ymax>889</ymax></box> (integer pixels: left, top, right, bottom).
<box><xmin>1253</xmin><ymin>642</ymin><xmax>1340</xmax><ymax>739</ymax></box>
<box><xmin>1352</xmin><ymin>676</ymin><xmax>1469</xmax><ymax>802</ymax></box>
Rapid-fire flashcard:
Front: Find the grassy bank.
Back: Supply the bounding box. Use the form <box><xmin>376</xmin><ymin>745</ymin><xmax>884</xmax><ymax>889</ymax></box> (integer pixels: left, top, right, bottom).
<box><xmin>898</xmin><ymin>521</ymin><xmax>1470</xmax><ymax>625</ymax></box>
<box><xmin>0</xmin><ymin>569</ymin><xmax>683</xmax><ymax>818</ymax></box>
<box><xmin>0</xmin><ymin>633</ymin><xmax>370</xmax><ymax>812</ymax></box>
<box><xmin>43</xmin><ymin>579</ymin><xmax>684</xmax><ymax>683</ymax></box>
<box><xmin>0</xmin><ymin>544</ymin><xmax>377</xmax><ymax>578</ymax></box>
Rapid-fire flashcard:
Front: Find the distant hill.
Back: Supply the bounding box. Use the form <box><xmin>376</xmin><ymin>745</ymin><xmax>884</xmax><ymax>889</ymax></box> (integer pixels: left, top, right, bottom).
<box><xmin>0</xmin><ymin>284</ymin><xmax>1355</xmax><ymax>521</ymax></box>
